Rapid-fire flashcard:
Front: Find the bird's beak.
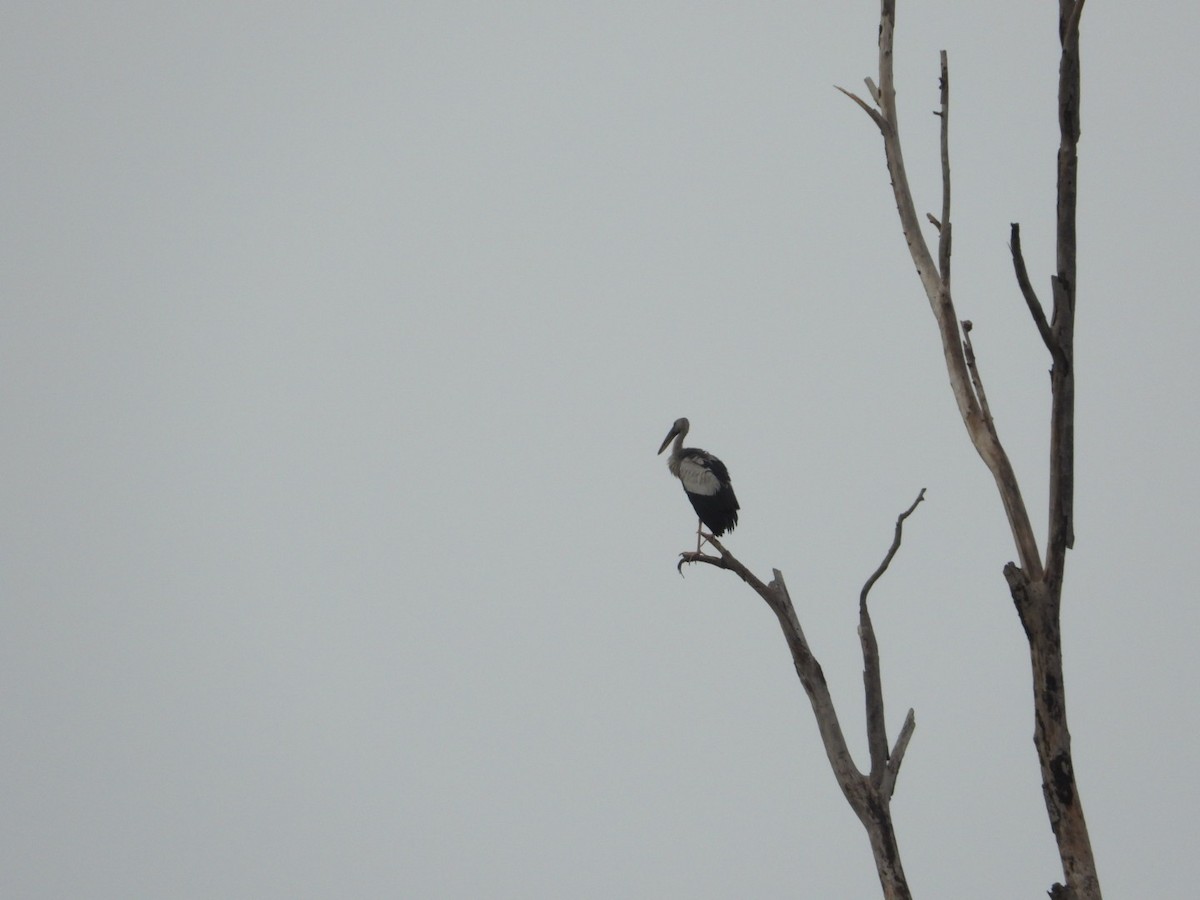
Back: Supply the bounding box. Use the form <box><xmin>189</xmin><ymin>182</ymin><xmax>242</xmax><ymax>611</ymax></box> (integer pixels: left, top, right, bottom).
<box><xmin>657</xmin><ymin>425</ymin><xmax>679</xmax><ymax>455</ymax></box>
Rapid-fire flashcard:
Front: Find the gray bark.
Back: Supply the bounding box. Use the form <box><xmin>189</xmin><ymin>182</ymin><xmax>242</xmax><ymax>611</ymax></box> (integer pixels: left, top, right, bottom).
<box><xmin>840</xmin><ymin>1</ymin><xmax>1100</xmax><ymax>896</ymax></box>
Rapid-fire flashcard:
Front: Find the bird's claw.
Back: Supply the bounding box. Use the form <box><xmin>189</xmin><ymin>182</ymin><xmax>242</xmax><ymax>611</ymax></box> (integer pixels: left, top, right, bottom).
<box><xmin>677</xmin><ymin>552</ymin><xmax>709</xmax><ymax>575</ymax></box>
<box><xmin>676</xmin><ymin>549</ymin><xmax>714</xmax><ymax>576</ymax></box>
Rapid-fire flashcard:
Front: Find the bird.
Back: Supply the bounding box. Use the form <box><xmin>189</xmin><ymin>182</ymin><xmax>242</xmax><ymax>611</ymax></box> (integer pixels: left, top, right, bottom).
<box><xmin>657</xmin><ymin>417</ymin><xmax>739</xmax><ymax>553</ymax></box>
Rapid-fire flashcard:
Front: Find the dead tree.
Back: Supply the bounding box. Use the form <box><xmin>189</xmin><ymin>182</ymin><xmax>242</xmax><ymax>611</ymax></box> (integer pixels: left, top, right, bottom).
<box><xmin>672</xmin><ymin>2</ymin><xmax>1099</xmax><ymax>897</ymax></box>
<box><xmin>836</xmin><ymin>1</ymin><xmax>1100</xmax><ymax>897</ymax></box>
<box><xmin>678</xmin><ymin>490</ymin><xmax>925</xmax><ymax>900</ymax></box>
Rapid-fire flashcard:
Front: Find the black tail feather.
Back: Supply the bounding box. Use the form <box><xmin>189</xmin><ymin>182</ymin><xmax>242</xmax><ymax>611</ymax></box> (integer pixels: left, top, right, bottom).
<box><xmin>686</xmin><ymin>487</ymin><xmax>739</xmax><ymax>536</ymax></box>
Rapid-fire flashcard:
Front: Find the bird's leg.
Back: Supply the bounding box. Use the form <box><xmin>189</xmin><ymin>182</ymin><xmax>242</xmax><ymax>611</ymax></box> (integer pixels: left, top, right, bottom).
<box><xmin>696</xmin><ymin>519</ymin><xmax>703</xmax><ymax>554</ymax></box>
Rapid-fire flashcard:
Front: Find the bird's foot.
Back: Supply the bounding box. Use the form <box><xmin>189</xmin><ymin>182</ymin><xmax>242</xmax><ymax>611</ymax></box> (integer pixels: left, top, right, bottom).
<box><xmin>677</xmin><ymin>552</ymin><xmax>702</xmax><ymax>575</ymax></box>
<box><xmin>676</xmin><ymin>543</ymin><xmax>720</xmax><ymax>576</ymax></box>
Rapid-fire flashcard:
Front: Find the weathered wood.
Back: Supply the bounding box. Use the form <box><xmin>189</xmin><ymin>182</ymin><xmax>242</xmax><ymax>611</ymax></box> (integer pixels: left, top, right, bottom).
<box><xmin>1008</xmin><ymin>223</ymin><xmax>1061</xmax><ymax>363</ymax></box>
<box><xmin>841</xmin><ymin>1</ymin><xmax>1101</xmax><ymax>896</ymax></box>
<box><xmin>679</xmin><ymin>491</ymin><xmax>924</xmax><ymax>900</ymax></box>
<box><xmin>839</xmin><ymin>3</ymin><xmax>1043</xmax><ymax>578</ymax></box>
<box><xmin>860</xmin><ymin>489</ymin><xmax>925</xmax><ymax>781</ymax></box>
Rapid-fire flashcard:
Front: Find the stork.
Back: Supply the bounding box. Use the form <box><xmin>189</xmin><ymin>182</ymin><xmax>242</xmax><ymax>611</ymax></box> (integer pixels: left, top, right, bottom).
<box><xmin>658</xmin><ymin>417</ymin><xmax>739</xmax><ymax>553</ymax></box>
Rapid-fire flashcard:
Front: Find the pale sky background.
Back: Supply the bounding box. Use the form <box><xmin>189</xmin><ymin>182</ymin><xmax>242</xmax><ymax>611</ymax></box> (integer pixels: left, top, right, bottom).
<box><xmin>4</xmin><ymin>2</ymin><xmax>1198</xmax><ymax>897</ymax></box>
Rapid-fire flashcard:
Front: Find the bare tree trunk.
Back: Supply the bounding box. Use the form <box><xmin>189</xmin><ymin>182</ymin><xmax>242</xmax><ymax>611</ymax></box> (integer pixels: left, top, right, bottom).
<box><xmin>839</xmin><ymin>1</ymin><xmax>1101</xmax><ymax>896</ymax></box>
<box><xmin>860</xmin><ymin>800</ymin><xmax>908</xmax><ymax>900</ymax></box>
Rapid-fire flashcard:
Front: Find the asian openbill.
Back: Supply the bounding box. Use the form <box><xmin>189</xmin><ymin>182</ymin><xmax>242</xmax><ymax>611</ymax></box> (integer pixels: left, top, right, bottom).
<box><xmin>658</xmin><ymin>417</ymin><xmax>739</xmax><ymax>552</ymax></box>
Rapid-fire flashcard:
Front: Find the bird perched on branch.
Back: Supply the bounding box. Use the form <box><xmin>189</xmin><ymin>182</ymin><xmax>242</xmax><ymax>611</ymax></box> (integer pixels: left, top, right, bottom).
<box><xmin>658</xmin><ymin>417</ymin><xmax>739</xmax><ymax>552</ymax></box>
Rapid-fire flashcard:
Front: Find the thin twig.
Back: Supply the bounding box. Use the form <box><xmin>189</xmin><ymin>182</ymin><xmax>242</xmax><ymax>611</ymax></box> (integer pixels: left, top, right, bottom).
<box><xmin>860</xmin><ymin>489</ymin><xmax>927</xmax><ymax>607</ymax></box>
<box><xmin>1009</xmin><ymin>223</ymin><xmax>1060</xmax><ymax>360</ymax></box>
<box><xmin>835</xmin><ymin>85</ymin><xmax>886</xmax><ymax>130</ymax></box>
<box><xmin>937</xmin><ymin>51</ymin><xmax>952</xmax><ymax>284</ymax></box>
<box><xmin>960</xmin><ymin>321</ymin><xmax>998</xmax><ymax>436</ymax></box>
<box><xmin>880</xmin><ymin>708</ymin><xmax>916</xmax><ymax>798</ymax></box>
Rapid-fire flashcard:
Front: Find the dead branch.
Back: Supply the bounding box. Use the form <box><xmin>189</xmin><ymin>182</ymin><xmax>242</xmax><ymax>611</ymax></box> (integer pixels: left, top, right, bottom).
<box><xmin>936</xmin><ymin>51</ymin><xmax>951</xmax><ymax>283</ymax></box>
<box><xmin>859</xmin><ymin>488</ymin><xmax>927</xmax><ymax>608</ymax></box>
<box><xmin>959</xmin><ymin>320</ymin><xmax>997</xmax><ymax>436</ymax></box>
<box><xmin>1009</xmin><ymin>223</ymin><xmax>1060</xmax><ymax>361</ymax></box>
<box><xmin>859</xmin><ymin>489</ymin><xmax>925</xmax><ymax>784</ymax></box>
<box><xmin>677</xmin><ymin>492</ymin><xmax>925</xmax><ymax>900</ymax></box>
<box><xmin>1046</xmin><ymin>0</ymin><xmax>1085</xmax><ymax>573</ymax></box>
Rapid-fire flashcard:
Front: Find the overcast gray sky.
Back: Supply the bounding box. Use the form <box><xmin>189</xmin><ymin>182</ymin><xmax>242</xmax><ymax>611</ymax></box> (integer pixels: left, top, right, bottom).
<box><xmin>4</xmin><ymin>2</ymin><xmax>1198</xmax><ymax>897</ymax></box>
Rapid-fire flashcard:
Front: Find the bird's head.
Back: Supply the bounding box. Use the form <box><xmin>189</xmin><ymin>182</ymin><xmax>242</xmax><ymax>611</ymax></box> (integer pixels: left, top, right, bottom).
<box><xmin>657</xmin><ymin>417</ymin><xmax>690</xmax><ymax>455</ymax></box>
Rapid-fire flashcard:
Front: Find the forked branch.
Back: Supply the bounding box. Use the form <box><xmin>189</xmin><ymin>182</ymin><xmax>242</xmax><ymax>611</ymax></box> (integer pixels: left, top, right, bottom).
<box><xmin>838</xmin><ymin>0</ymin><xmax>1041</xmax><ymax>579</ymax></box>
<box><xmin>678</xmin><ymin>490</ymin><xmax>926</xmax><ymax>900</ymax></box>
